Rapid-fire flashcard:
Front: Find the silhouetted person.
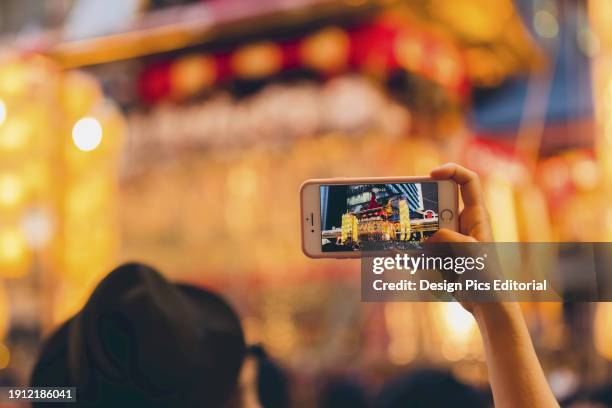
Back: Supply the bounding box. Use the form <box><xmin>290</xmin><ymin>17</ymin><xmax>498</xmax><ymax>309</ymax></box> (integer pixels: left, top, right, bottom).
<box><xmin>30</xmin><ymin>263</ymin><xmax>246</xmax><ymax>407</ymax></box>
<box><xmin>563</xmin><ymin>384</ymin><xmax>612</xmax><ymax>408</ymax></box>
<box><xmin>247</xmin><ymin>345</ymin><xmax>290</xmax><ymax>408</ymax></box>
<box><xmin>319</xmin><ymin>377</ymin><xmax>370</xmax><ymax>408</ymax></box>
<box><xmin>374</xmin><ymin>369</ymin><xmax>485</xmax><ymax>408</ymax></box>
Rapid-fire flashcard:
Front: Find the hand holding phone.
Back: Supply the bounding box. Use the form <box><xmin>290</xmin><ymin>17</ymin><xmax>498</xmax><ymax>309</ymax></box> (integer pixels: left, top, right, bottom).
<box><xmin>428</xmin><ymin>162</ymin><xmax>493</xmax><ymax>243</ymax></box>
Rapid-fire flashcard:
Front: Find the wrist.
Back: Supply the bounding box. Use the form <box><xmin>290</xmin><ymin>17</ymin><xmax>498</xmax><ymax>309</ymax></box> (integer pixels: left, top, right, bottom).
<box><xmin>471</xmin><ymin>302</ymin><xmax>523</xmax><ymax>329</ymax></box>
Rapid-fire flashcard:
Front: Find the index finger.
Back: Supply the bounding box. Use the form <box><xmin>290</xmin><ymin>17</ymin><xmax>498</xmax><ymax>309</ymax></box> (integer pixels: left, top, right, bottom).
<box><xmin>430</xmin><ymin>163</ymin><xmax>485</xmax><ymax>207</ymax></box>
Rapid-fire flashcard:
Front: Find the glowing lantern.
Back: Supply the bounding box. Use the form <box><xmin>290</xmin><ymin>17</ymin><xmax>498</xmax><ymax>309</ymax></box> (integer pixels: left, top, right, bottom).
<box><xmin>231</xmin><ymin>42</ymin><xmax>283</xmax><ymax>79</ymax></box>
<box><xmin>0</xmin><ymin>118</ymin><xmax>31</xmax><ymax>151</ymax></box>
<box><xmin>60</xmin><ymin>71</ymin><xmax>101</xmax><ymax>118</ymax></box>
<box><xmin>394</xmin><ymin>32</ymin><xmax>424</xmax><ymax>72</ymax></box>
<box><xmin>0</xmin><ymin>226</ymin><xmax>30</xmax><ymax>278</ymax></box>
<box><xmin>0</xmin><ymin>173</ymin><xmax>25</xmax><ymax>208</ymax></box>
<box><xmin>0</xmin><ymin>60</ymin><xmax>28</xmax><ymax>96</ymax></box>
<box><xmin>170</xmin><ymin>55</ymin><xmax>216</xmax><ymax>99</ymax></box>
<box><xmin>300</xmin><ymin>27</ymin><xmax>350</xmax><ymax>73</ymax></box>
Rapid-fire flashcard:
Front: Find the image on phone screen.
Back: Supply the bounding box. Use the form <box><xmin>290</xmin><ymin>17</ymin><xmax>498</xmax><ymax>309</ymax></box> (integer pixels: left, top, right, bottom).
<box><xmin>320</xmin><ymin>182</ymin><xmax>439</xmax><ymax>252</ymax></box>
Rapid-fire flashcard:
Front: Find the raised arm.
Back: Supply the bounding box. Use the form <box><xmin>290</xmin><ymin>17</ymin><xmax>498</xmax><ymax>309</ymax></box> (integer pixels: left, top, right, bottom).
<box><xmin>429</xmin><ymin>163</ymin><xmax>559</xmax><ymax>408</ymax></box>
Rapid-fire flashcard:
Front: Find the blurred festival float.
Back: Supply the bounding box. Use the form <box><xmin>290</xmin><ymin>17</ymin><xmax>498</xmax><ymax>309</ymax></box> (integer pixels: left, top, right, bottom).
<box><xmin>0</xmin><ymin>0</ymin><xmax>612</xmax><ymax>401</ymax></box>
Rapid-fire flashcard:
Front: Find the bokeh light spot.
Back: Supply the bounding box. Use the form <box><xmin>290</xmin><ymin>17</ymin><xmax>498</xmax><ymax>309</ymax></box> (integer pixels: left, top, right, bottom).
<box><xmin>0</xmin><ymin>343</ymin><xmax>9</xmax><ymax>369</ymax></box>
<box><xmin>0</xmin><ymin>100</ymin><xmax>6</xmax><ymax>126</ymax></box>
<box><xmin>0</xmin><ymin>174</ymin><xmax>23</xmax><ymax>206</ymax></box>
<box><xmin>72</xmin><ymin>117</ymin><xmax>103</xmax><ymax>151</ymax></box>
<box><xmin>534</xmin><ymin>10</ymin><xmax>559</xmax><ymax>39</ymax></box>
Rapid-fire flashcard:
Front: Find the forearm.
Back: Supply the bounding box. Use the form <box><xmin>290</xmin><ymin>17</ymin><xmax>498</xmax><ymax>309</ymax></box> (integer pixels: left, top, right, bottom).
<box><xmin>473</xmin><ymin>303</ymin><xmax>559</xmax><ymax>408</ymax></box>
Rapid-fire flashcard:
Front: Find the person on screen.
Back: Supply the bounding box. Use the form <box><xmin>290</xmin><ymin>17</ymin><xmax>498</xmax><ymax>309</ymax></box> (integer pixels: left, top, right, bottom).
<box><xmin>367</xmin><ymin>188</ymin><xmax>379</xmax><ymax>209</ymax></box>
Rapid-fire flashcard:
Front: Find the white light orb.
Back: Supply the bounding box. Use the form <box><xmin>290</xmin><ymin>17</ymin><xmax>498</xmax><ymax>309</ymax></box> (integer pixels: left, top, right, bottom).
<box><xmin>534</xmin><ymin>10</ymin><xmax>559</xmax><ymax>39</ymax></box>
<box><xmin>21</xmin><ymin>207</ymin><xmax>54</xmax><ymax>250</ymax></box>
<box><xmin>72</xmin><ymin>117</ymin><xmax>102</xmax><ymax>151</ymax></box>
<box><xmin>0</xmin><ymin>100</ymin><xmax>6</xmax><ymax>126</ymax></box>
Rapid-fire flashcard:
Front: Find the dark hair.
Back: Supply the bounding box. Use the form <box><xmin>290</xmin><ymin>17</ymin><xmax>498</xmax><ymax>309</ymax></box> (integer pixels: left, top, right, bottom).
<box><xmin>31</xmin><ymin>263</ymin><xmax>246</xmax><ymax>408</ymax></box>
<box><xmin>248</xmin><ymin>345</ymin><xmax>290</xmax><ymax>408</ymax></box>
<box><xmin>374</xmin><ymin>369</ymin><xmax>486</xmax><ymax>408</ymax></box>
<box><xmin>319</xmin><ymin>378</ymin><xmax>370</xmax><ymax>408</ymax></box>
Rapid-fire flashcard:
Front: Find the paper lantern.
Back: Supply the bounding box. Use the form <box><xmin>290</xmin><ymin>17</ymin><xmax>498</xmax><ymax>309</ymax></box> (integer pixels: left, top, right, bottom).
<box><xmin>300</xmin><ymin>27</ymin><xmax>350</xmax><ymax>74</ymax></box>
<box><xmin>231</xmin><ymin>42</ymin><xmax>283</xmax><ymax>79</ymax></box>
<box><xmin>170</xmin><ymin>55</ymin><xmax>216</xmax><ymax>99</ymax></box>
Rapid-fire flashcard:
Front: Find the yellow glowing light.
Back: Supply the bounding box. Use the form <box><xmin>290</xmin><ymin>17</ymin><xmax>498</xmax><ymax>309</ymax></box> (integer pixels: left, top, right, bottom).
<box><xmin>170</xmin><ymin>55</ymin><xmax>216</xmax><ymax>98</ymax></box>
<box><xmin>485</xmin><ymin>175</ymin><xmax>519</xmax><ymax>241</ymax></box>
<box><xmin>441</xmin><ymin>338</ymin><xmax>469</xmax><ymax>361</ymax></box>
<box><xmin>0</xmin><ymin>100</ymin><xmax>6</xmax><ymax>126</ymax></box>
<box><xmin>0</xmin><ymin>343</ymin><xmax>9</xmax><ymax>369</ymax></box>
<box><xmin>437</xmin><ymin>303</ymin><xmax>480</xmax><ymax>361</ymax></box>
<box><xmin>0</xmin><ymin>62</ymin><xmax>27</xmax><ymax>96</ymax></box>
<box><xmin>388</xmin><ymin>340</ymin><xmax>417</xmax><ymax>365</ymax></box>
<box><xmin>0</xmin><ymin>285</ymin><xmax>10</xmax><ymax>339</ymax></box>
<box><xmin>227</xmin><ymin>166</ymin><xmax>257</xmax><ymax>197</ymax></box>
<box><xmin>534</xmin><ymin>10</ymin><xmax>559</xmax><ymax>39</ymax></box>
<box><xmin>434</xmin><ymin>52</ymin><xmax>461</xmax><ymax>87</ymax></box>
<box><xmin>430</xmin><ymin>0</ymin><xmax>513</xmax><ymax>41</ymax></box>
<box><xmin>594</xmin><ymin>303</ymin><xmax>612</xmax><ymax>360</ymax></box>
<box><xmin>572</xmin><ymin>159</ymin><xmax>599</xmax><ymax>190</ymax></box>
<box><xmin>231</xmin><ymin>42</ymin><xmax>283</xmax><ymax>79</ymax></box>
<box><xmin>301</xmin><ymin>28</ymin><xmax>350</xmax><ymax>73</ymax></box>
<box><xmin>0</xmin><ymin>119</ymin><xmax>30</xmax><ymax>150</ymax></box>
<box><xmin>53</xmin><ymin>283</ymin><xmax>97</xmax><ymax>324</ymax></box>
<box><xmin>606</xmin><ymin>210</ymin><xmax>612</xmax><ymax>236</ymax></box>
<box><xmin>23</xmin><ymin>161</ymin><xmax>48</xmax><ymax>194</ymax></box>
<box><xmin>442</xmin><ymin>302</ymin><xmax>475</xmax><ymax>338</ymax></box>
<box><xmin>0</xmin><ymin>174</ymin><xmax>24</xmax><ymax>206</ymax></box>
<box><xmin>0</xmin><ymin>228</ymin><xmax>26</xmax><ymax>263</ymax></box>
<box><xmin>72</xmin><ymin>117</ymin><xmax>103</xmax><ymax>151</ymax></box>
<box><xmin>61</xmin><ymin>72</ymin><xmax>102</xmax><ymax>117</ymax></box>
<box><xmin>395</xmin><ymin>34</ymin><xmax>424</xmax><ymax>72</ymax></box>
<box><xmin>385</xmin><ymin>303</ymin><xmax>418</xmax><ymax>365</ymax></box>
<box><xmin>589</xmin><ymin>0</ymin><xmax>612</xmax><ymax>48</ymax></box>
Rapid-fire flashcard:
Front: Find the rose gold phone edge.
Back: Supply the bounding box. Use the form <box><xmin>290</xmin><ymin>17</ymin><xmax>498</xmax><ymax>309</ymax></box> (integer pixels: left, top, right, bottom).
<box><xmin>300</xmin><ymin>177</ymin><xmax>459</xmax><ymax>259</ymax></box>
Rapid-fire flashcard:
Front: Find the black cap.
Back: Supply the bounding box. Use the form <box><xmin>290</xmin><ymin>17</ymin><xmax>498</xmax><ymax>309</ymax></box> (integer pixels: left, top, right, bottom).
<box><xmin>31</xmin><ymin>263</ymin><xmax>246</xmax><ymax>407</ymax></box>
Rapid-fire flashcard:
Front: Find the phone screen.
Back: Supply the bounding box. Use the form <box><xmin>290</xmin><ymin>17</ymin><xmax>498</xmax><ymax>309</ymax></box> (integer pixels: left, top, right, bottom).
<box><xmin>320</xmin><ymin>182</ymin><xmax>439</xmax><ymax>252</ymax></box>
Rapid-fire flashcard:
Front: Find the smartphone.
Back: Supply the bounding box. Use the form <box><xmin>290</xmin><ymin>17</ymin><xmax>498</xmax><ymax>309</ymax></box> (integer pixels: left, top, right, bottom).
<box><xmin>300</xmin><ymin>177</ymin><xmax>459</xmax><ymax>258</ymax></box>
